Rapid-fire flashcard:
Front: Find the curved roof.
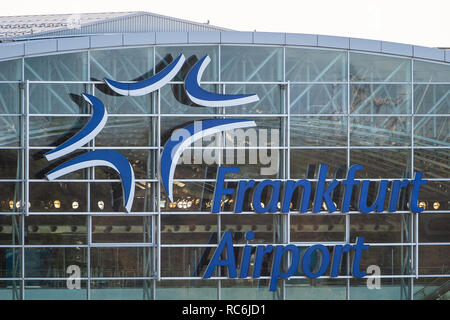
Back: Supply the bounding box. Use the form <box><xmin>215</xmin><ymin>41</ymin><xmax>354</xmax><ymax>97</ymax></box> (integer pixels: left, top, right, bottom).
<box><xmin>0</xmin><ymin>12</ymin><xmax>448</xmax><ymax>64</ymax></box>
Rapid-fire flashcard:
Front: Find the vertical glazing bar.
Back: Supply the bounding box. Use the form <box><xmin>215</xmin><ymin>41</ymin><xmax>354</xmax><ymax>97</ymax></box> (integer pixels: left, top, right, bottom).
<box><xmin>87</xmin><ymin>81</ymin><xmax>94</xmax><ymax>300</ymax></box>
<box><xmin>157</xmin><ymin>87</ymin><xmax>161</xmax><ymax>284</ymax></box>
<box><xmin>21</xmin><ymin>57</ymin><xmax>25</xmax><ymax>300</ymax></box>
<box><xmin>346</xmin><ymin>50</ymin><xmax>351</xmax><ymax>300</ymax></box>
<box><xmin>153</xmin><ymin>47</ymin><xmax>157</xmax><ymax>300</ymax></box>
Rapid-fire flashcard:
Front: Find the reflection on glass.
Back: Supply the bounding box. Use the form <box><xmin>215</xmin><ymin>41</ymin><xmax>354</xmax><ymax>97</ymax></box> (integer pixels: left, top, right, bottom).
<box><xmin>291</xmin><ymin>116</ymin><xmax>347</xmax><ymax>146</ymax></box>
<box><xmin>414</xmin><ymin>84</ymin><xmax>450</xmax><ymax>115</ymax></box>
<box><xmin>414</xmin><ymin>116</ymin><xmax>449</xmax><ymax>147</ymax></box>
<box><xmin>414</xmin><ymin>60</ymin><xmax>450</xmax><ymax>82</ymax></box>
<box><xmin>0</xmin><ymin>84</ymin><xmax>20</xmax><ymax>114</ymax></box>
<box><xmin>30</xmin><ymin>84</ymin><xmax>89</xmax><ymax>114</ymax></box>
<box><xmin>350</xmin><ymin>278</ymin><xmax>410</xmax><ymax>300</ymax></box>
<box><xmin>224</xmin><ymin>84</ymin><xmax>283</xmax><ymax>114</ymax></box>
<box><xmin>95</xmin><ymin>116</ymin><xmax>155</xmax><ymax>146</ymax></box>
<box><xmin>414</xmin><ymin>149</ymin><xmax>449</xmax><ymax>179</ymax></box>
<box><xmin>350</xmin><ymin>84</ymin><xmax>411</xmax><ymax>114</ymax></box>
<box><xmin>0</xmin><ymin>215</ymin><xmax>21</xmax><ymax>245</ymax></box>
<box><xmin>222</xmin><ymin>279</ymin><xmax>280</xmax><ymax>300</ymax></box>
<box><xmin>90</xmin><ymin>47</ymin><xmax>153</xmax><ymax>80</ymax></box>
<box><xmin>290</xmin><ymin>84</ymin><xmax>347</xmax><ymax>114</ymax></box>
<box><xmin>0</xmin><ymin>116</ymin><xmax>20</xmax><ymax>147</ymax></box>
<box><xmin>221</xmin><ymin>215</ymin><xmax>282</xmax><ymax>244</ymax></box>
<box><xmin>0</xmin><ymin>59</ymin><xmax>22</xmax><ymax>81</ymax></box>
<box><xmin>25</xmin><ymin>52</ymin><xmax>87</xmax><ymax>81</ymax></box>
<box><xmin>0</xmin><ymin>149</ymin><xmax>19</xmax><ymax>179</ymax></box>
<box><xmin>286</xmin><ymin>48</ymin><xmax>347</xmax><ymax>82</ymax></box>
<box><xmin>0</xmin><ymin>249</ymin><xmax>21</xmax><ymax>278</ymax></box>
<box><xmin>221</xmin><ymin>46</ymin><xmax>282</xmax><ymax>81</ymax></box>
<box><xmin>0</xmin><ymin>183</ymin><xmax>22</xmax><ymax>212</ymax></box>
<box><xmin>29</xmin><ymin>116</ymin><xmax>88</xmax><ymax>147</ymax></box>
<box><xmin>290</xmin><ymin>149</ymin><xmax>347</xmax><ymax>179</ymax></box>
<box><xmin>350</xmin><ymin>116</ymin><xmax>411</xmax><ymax>146</ymax></box>
<box><xmin>350</xmin><ymin>52</ymin><xmax>410</xmax><ymax>82</ymax></box>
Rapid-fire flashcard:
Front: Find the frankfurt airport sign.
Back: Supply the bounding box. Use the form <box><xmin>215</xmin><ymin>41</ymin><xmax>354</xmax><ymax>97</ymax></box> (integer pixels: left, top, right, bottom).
<box><xmin>44</xmin><ymin>53</ymin><xmax>429</xmax><ymax>291</ymax></box>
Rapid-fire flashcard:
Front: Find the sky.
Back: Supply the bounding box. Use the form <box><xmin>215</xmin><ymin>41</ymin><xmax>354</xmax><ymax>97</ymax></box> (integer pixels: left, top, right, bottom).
<box><xmin>2</xmin><ymin>0</ymin><xmax>450</xmax><ymax>48</ymax></box>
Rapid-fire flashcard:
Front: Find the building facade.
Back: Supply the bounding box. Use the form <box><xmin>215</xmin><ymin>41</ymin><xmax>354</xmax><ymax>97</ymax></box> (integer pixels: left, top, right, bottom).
<box><xmin>0</xmin><ymin>12</ymin><xmax>448</xmax><ymax>300</ymax></box>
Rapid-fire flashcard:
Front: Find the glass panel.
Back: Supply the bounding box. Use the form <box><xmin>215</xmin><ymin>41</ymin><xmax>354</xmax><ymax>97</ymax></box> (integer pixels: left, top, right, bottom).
<box><xmin>95</xmin><ymin>116</ymin><xmax>155</xmax><ymax>147</ymax></box>
<box><xmin>161</xmin><ymin>247</ymin><xmax>216</xmax><ymax>277</ymax></box>
<box><xmin>221</xmin><ymin>148</ymin><xmax>283</xmax><ymax>179</ymax></box>
<box><xmin>224</xmin><ymin>84</ymin><xmax>283</xmax><ymax>114</ymax></box>
<box><xmin>91</xmin><ymin>280</ymin><xmax>152</xmax><ymax>300</ymax></box>
<box><xmin>350</xmin><ymin>52</ymin><xmax>411</xmax><ymax>82</ymax></box>
<box><xmin>291</xmin><ymin>116</ymin><xmax>347</xmax><ymax>146</ymax></box>
<box><xmin>0</xmin><ymin>248</ymin><xmax>21</xmax><ymax>278</ymax></box>
<box><xmin>290</xmin><ymin>149</ymin><xmax>347</xmax><ymax>179</ymax></box>
<box><xmin>419</xmin><ymin>214</ymin><xmax>450</xmax><ymax>243</ymax></box>
<box><xmin>350</xmin><ymin>278</ymin><xmax>410</xmax><ymax>300</ymax></box>
<box><xmin>172</xmin><ymin>147</ymin><xmax>218</xmax><ymax>180</ymax></box>
<box><xmin>350</xmin><ymin>149</ymin><xmax>411</xmax><ymax>179</ymax></box>
<box><xmin>0</xmin><ymin>84</ymin><xmax>20</xmax><ymax>114</ymax></box>
<box><xmin>29</xmin><ymin>150</ymin><xmax>87</xmax><ymax>180</ymax></box>
<box><xmin>0</xmin><ymin>281</ymin><xmax>21</xmax><ymax>300</ymax></box>
<box><xmin>417</xmin><ymin>181</ymin><xmax>448</xmax><ymax>212</ymax></box>
<box><xmin>290</xmin><ymin>215</ymin><xmax>345</xmax><ymax>242</ymax></box>
<box><xmin>290</xmin><ymin>84</ymin><xmax>347</xmax><ymax>114</ymax></box>
<box><xmin>161</xmin><ymin>215</ymin><xmax>217</xmax><ymax>244</ymax></box>
<box><xmin>414</xmin><ymin>148</ymin><xmax>449</xmax><ymax>179</ymax></box>
<box><xmin>0</xmin><ymin>116</ymin><xmax>20</xmax><ymax>147</ymax></box>
<box><xmin>93</xmin><ymin>88</ymin><xmax>153</xmax><ymax>114</ymax></box>
<box><xmin>161</xmin><ymin>182</ymin><xmax>214</xmax><ymax>212</ymax></box>
<box><xmin>221</xmin><ymin>279</ymin><xmax>280</xmax><ymax>300</ymax></box>
<box><xmin>160</xmin><ymin>116</ymin><xmax>203</xmax><ymax>139</ymax></box>
<box><xmin>286</xmin><ymin>279</ymin><xmax>347</xmax><ymax>300</ymax></box>
<box><xmin>25</xmin><ymin>215</ymin><xmax>87</xmax><ymax>245</ymax></box>
<box><xmin>25</xmin><ymin>52</ymin><xmax>88</xmax><ymax>81</ymax></box>
<box><xmin>220</xmin><ymin>215</ymin><xmax>283</xmax><ymax>244</ymax></box>
<box><xmin>414</xmin><ymin>84</ymin><xmax>450</xmax><ymax>114</ymax></box>
<box><xmin>156</xmin><ymin>280</ymin><xmax>217</xmax><ymax>300</ymax></box>
<box><xmin>90</xmin><ymin>47</ymin><xmax>153</xmax><ymax>81</ymax></box>
<box><xmin>413</xmin><ymin>60</ymin><xmax>450</xmax><ymax>83</ymax></box>
<box><xmin>94</xmin><ymin>149</ymin><xmax>154</xmax><ymax>180</ymax></box>
<box><xmin>286</xmin><ymin>48</ymin><xmax>347</xmax><ymax>82</ymax></box>
<box><xmin>418</xmin><ymin>245</ymin><xmax>450</xmax><ymax>275</ymax></box>
<box><xmin>221</xmin><ymin>46</ymin><xmax>282</xmax><ymax>81</ymax></box>
<box><xmin>350</xmin><ymin>84</ymin><xmax>411</xmax><ymax>114</ymax></box>
<box><xmin>0</xmin><ymin>183</ymin><xmax>22</xmax><ymax>213</ymax></box>
<box><xmin>350</xmin><ymin>116</ymin><xmax>411</xmax><ymax>146</ymax></box>
<box><xmin>29</xmin><ymin>83</ymin><xmax>90</xmax><ymax>114</ymax></box>
<box><xmin>90</xmin><ymin>182</ymin><xmax>155</xmax><ymax>212</ymax></box>
<box><xmin>414</xmin><ymin>277</ymin><xmax>449</xmax><ymax>300</ymax></box>
<box><xmin>29</xmin><ymin>182</ymin><xmax>87</xmax><ymax>212</ymax></box>
<box><xmin>92</xmin><ymin>216</ymin><xmax>151</xmax><ymax>243</ymax></box>
<box><xmin>160</xmin><ymin>83</ymin><xmax>218</xmax><ymax>114</ymax></box>
<box><xmin>156</xmin><ymin>46</ymin><xmax>218</xmax><ymax>81</ymax></box>
<box><xmin>414</xmin><ymin>116</ymin><xmax>449</xmax><ymax>147</ymax></box>
<box><xmin>0</xmin><ymin>149</ymin><xmax>20</xmax><ymax>179</ymax></box>
<box><xmin>25</xmin><ymin>248</ymin><xmax>87</xmax><ymax>277</ymax></box>
<box><xmin>90</xmin><ymin>247</ymin><xmax>152</xmax><ymax>278</ymax></box>
<box><xmin>0</xmin><ymin>59</ymin><xmax>21</xmax><ymax>81</ymax></box>
<box><xmin>350</xmin><ymin>214</ymin><xmax>409</xmax><ymax>243</ymax></box>
<box><xmin>29</xmin><ymin>116</ymin><xmax>88</xmax><ymax>147</ymax></box>
<box><xmin>25</xmin><ymin>280</ymin><xmax>87</xmax><ymax>300</ymax></box>
<box><xmin>358</xmin><ymin>246</ymin><xmax>413</xmax><ymax>276</ymax></box>
<box><xmin>0</xmin><ymin>215</ymin><xmax>21</xmax><ymax>245</ymax></box>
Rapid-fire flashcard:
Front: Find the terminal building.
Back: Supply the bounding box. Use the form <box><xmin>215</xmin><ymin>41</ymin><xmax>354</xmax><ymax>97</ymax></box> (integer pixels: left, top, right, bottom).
<box><xmin>0</xmin><ymin>11</ymin><xmax>448</xmax><ymax>300</ymax></box>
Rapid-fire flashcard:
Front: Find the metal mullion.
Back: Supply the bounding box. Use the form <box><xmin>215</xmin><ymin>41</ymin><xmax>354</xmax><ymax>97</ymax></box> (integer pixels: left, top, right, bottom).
<box><xmin>157</xmin><ymin>87</ymin><xmax>161</xmax><ymax>286</ymax></box>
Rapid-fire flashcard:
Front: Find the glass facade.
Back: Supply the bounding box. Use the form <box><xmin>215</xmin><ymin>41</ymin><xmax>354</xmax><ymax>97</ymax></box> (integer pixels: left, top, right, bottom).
<box><xmin>0</xmin><ymin>43</ymin><xmax>448</xmax><ymax>300</ymax></box>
